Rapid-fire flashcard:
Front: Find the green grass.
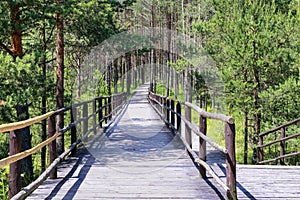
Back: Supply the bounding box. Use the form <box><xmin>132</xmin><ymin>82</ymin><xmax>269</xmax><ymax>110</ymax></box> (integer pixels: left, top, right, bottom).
<box><xmin>0</xmin><ymin>167</ymin><xmax>8</xmax><ymax>200</ymax></box>
<box><xmin>154</xmin><ymin>81</ymin><xmax>250</xmax><ymax>164</ymax></box>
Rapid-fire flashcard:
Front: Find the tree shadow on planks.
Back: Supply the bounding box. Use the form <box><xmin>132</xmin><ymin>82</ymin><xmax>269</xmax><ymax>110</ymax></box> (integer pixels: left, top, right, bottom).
<box><xmin>45</xmin><ymin>148</ymin><xmax>95</xmax><ymax>200</ymax></box>
<box><xmin>218</xmin><ymin>164</ymin><xmax>257</xmax><ymax>200</ymax></box>
<box><xmin>188</xmin><ymin>151</ymin><xmax>225</xmax><ymax>200</ymax></box>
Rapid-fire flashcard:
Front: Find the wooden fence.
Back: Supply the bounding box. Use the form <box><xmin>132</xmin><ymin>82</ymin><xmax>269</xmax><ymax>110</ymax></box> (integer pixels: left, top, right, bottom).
<box><xmin>258</xmin><ymin>117</ymin><xmax>300</xmax><ymax>165</ymax></box>
<box><xmin>0</xmin><ymin>93</ymin><xmax>127</xmax><ymax>200</ymax></box>
<box><xmin>148</xmin><ymin>92</ymin><xmax>237</xmax><ymax>200</ymax></box>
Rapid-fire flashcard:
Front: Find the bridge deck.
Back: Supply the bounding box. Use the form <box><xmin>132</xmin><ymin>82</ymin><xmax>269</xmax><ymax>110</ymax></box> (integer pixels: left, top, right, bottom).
<box><xmin>27</xmin><ymin>85</ymin><xmax>300</xmax><ymax>200</ymax></box>
<box><xmin>27</xmin><ymin>85</ymin><xmax>225</xmax><ymax>199</ymax></box>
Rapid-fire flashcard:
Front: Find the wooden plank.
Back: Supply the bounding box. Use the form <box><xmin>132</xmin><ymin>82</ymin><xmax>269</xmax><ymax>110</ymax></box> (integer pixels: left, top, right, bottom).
<box><xmin>27</xmin><ymin>84</ymin><xmax>300</xmax><ymax>200</ymax></box>
<box><xmin>28</xmin><ymin>84</ymin><xmax>226</xmax><ymax>200</ymax></box>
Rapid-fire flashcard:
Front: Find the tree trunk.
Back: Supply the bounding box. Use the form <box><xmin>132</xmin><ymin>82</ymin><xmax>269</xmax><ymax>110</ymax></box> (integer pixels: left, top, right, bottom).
<box><xmin>150</xmin><ymin>0</ymin><xmax>156</xmax><ymax>93</ymax></box>
<box><xmin>121</xmin><ymin>56</ymin><xmax>125</xmax><ymax>92</ymax></box>
<box><xmin>252</xmin><ymin>67</ymin><xmax>261</xmax><ymax>163</ymax></box>
<box><xmin>9</xmin><ymin>2</ymin><xmax>23</xmax><ymax>59</ymax></box>
<box><xmin>126</xmin><ymin>52</ymin><xmax>131</xmax><ymax>94</ymax></box>
<box><xmin>56</xmin><ymin>0</ymin><xmax>64</xmax><ymax>155</ymax></box>
<box><xmin>41</xmin><ymin>16</ymin><xmax>47</xmax><ymax>171</ymax></box>
<box><xmin>166</xmin><ymin>10</ymin><xmax>172</xmax><ymax>97</ymax></box>
<box><xmin>15</xmin><ymin>104</ymin><xmax>33</xmax><ymax>185</ymax></box>
<box><xmin>114</xmin><ymin>58</ymin><xmax>119</xmax><ymax>94</ymax></box>
<box><xmin>243</xmin><ymin>69</ymin><xmax>248</xmax><ymax>164</ymax></box>
<box><xmin>107</xmin><ymin>55</ymin><xmax>112</xmax><ymax>96</ymax></box>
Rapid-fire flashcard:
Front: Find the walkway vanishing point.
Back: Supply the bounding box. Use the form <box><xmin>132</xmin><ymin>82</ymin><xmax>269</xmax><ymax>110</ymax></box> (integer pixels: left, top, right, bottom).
<box><xmin>23</xmin><ymin>85</ymin><xmax>300</xmax><ymax>200</ymax></box>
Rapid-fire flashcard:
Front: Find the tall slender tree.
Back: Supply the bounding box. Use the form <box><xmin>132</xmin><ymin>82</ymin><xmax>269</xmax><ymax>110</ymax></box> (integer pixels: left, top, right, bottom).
<box><xmin>56</xmin><ymin>0</ymin><xmax>65</xmax><ymax>155</ymax></box>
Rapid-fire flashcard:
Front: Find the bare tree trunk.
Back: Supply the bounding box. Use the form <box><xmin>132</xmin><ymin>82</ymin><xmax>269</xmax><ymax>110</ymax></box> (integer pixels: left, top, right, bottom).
<box><xmin>126</xmin><ymin>52</ymin><xmax>131</xmax><ymax>94</ymax></box>
<box><xmin>41</xmin><ymin>13</ymin><xmax>47</xmax><ymax>171</ymax></box>
<box><xmin>141</xmin><ymin>55</ymin><xmax>145</xmax><ymax>84</ymax></box>
<box><xmin>76</xmin><ymin>56</ymin><xmax>81</xmax><ymax>98</ymax></box>
<box><xmin>56</xmin><ymin>0</ymin><xmax>64</xmax><ymax>155</ymax></box>
<box><xmin>9</xmin><ymin>2</ymin><xmax>23</xmax><ymax>60</ymax></box>
<box><xmin>15</xmin><ymin>104</ymin><xmax>33</xmax><ymax>185</ymax></box>
<box><xmin>251</xmin><ymin>25</ymin><xmax>261</xmax><ymax>163</ymax></box>
<box><xmin>252</xmin><ymin>67</ymin><xmax>261</xmax><ymax>164</ymax></box>
<box><xmin>8</xmin><ymin>2</ymin><xmax>33</xmax><ymax>185</ymax></box>
<box><xmin>106</xmin><ymin>54</ymin><xmax>112</xmax><ymax>96</ymax></box>
<box><xmin>166</xmin><ymin>10</ymin><xmax>172</xmax><ymax>97</ymax></box>
<box><xmin>114</xmin><ymin>58</ymin><xmax>119</xmax><ymax>94</ymax></box>
<box><xmin>150</xmin><ymin>0</ymin><xmax>156</xmax><ymax>93</ymax></box>
<box><xmin>243</xmin><ymin>69</ymin><xmax>248</xmax><ymax>164</ymax></box>
<box><xmin>121</xmin><ymin>56</ymin><xmax>125</xmax><ymax>92</ymax></box>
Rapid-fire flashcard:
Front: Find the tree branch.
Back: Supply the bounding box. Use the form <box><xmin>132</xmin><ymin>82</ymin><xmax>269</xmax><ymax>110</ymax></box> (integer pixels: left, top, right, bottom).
<box><xmin>0</xmin><ymin>41</ymin><xmax>14</xmax><ymax>57</ymax></box>
<box><xmin>45</xmin><ymin>24</ymin><xmax>56</xmax><ymax>46</ymax></box>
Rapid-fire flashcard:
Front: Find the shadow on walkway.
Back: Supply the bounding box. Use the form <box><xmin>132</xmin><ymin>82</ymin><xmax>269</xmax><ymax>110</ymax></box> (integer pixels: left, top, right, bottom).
<box><xmin>45</xmin><ymin>149</ymin><xmax>95</xmax><ymax>200</ymax></box>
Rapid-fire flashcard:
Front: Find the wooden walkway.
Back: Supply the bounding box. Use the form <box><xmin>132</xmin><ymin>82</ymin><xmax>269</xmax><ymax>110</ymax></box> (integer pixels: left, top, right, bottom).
<box><xmin>27</xmin><ymin>85</ymin><xmax>225</xmax><ymax>199</ymax></box>
<box><xmin>27</xmin><ymin>85</ymin><xmax>300</xmax><ymax>200</ymax></box>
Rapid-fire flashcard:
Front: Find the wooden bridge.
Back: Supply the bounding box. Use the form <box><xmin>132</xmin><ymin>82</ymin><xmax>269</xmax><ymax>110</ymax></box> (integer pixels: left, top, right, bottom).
<box><xmin>1</xmin><ymin>84</ymin><xmax>299</xmax><ymax>200</ymax></box>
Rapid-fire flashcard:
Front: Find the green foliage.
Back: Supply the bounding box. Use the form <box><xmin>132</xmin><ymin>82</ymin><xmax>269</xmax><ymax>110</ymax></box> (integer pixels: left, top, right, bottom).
<box><xmin>0</xmin><ymin>0</ymin><xmax>134</xmax><ymax>198</ymax></box>
<box><xmin>193</xmin><ymin>0</ymin><xmax>300</xmax><ymax>163</ymax></box>
<box><xmin>0</xmin><ymin>54</ymin><xmax>43</xmax><ymax>121</ymax></box>
<box><xmin>261</xmin><ymin>78</ymin><xmax>300</xmax><ymax>129</ymax></box>
<box><xmin>0</xmin><ymin>167</ymin><xmax>8</xmax><ymax>200</ymax></box>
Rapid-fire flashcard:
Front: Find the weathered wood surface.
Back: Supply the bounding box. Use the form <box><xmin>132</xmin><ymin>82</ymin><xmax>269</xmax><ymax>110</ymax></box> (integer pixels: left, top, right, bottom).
<box><xmin>27</xmin><ymin>85</ymin><xmax>225</xmax><ymax>199</ymax></box>
<box><xmin>194</xmin><ymin>134</ymin><xmax>300</xmax><ymax>199</ymax></box>
<box><xmin>27</xmin><ymin>84</ymin><xmax>300</xmax><ymax>200</ymax></box>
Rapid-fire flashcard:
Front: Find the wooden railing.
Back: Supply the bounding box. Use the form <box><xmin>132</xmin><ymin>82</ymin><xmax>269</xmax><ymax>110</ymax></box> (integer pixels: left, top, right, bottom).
<box><xmin>0</xmin><ymin>92</ymin><xmax>127</xmax><ymax>200</ymax></box>
<box><xmin>258</xmin><ymin>117</ymin><xmax>300</xmax><ymax>165</ymax></box>
<box><xmin>148</xmin><ymin>92</ymin><xmax>237</xmax><ymax>200</ymax></box>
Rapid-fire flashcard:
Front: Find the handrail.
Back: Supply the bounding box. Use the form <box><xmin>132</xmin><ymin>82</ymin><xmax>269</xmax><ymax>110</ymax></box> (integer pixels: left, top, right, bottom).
<box><xmin>180</xmin><ymin>116</ymin><xmax>228</xmax><ymax>153</ymax></box>
<box><xmin>0</xmin><ymin>92</ymin><xmax>127</xmax><ymax>199</ymax></box>
<box><xmin>257</xmin><ymin>118</ymin><xmax>300</xmax><ymax>165</ymax></box>
<box><xmin>259</xmin><ymin>117</ymin><xmax>300</xmax><ymax>137</ymax></box>
<box><xmin>0</xmin><ymin>132</ymin><xmax>62</xmax><ymax>168</ymax></box>
<box><xmin>183</xmin><ymin>102</ymin><xmax>234</xmax><ymax>124</ymax></box>
<box><xmin>0</xmin><ymin>111</ymin><xmax>55</xmax><ymax>133</ymax></box>
<box><xmin>148</xmin><ymin>91</ymin><xmax>237</xmax><ymax>200</ymax></box>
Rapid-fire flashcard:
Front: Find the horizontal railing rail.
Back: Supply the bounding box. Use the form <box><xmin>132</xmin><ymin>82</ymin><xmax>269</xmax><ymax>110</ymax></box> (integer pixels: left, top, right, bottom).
<box><xmin>0</xmin><ymin>92</ymin><xmax>127</xmax><ymax>200</ymax></box>
<box><xmin>148</xmin><ymin>92</ymin><xmax>237</xmax><ymax>200</ymax></box>
<box><xmin>257</xmin><ymin>117</ymin><xmax>300</xmax><ymax>165</ymax></box>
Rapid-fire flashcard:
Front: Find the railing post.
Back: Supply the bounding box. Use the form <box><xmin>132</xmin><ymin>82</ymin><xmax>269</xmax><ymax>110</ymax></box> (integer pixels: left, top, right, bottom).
<box><xmin>9</xmin><ymin>131</ymin><xmax>22</xmax><ymax>199</ymax></box>
<box><xmin>111</xmin><ymin>95</ymin><xmax>114</xmax><ymax>114</ymax></box>
<box><xmin>70</xmin><ymin>108</ymin><xmax>77</xmax><ymax>155</ymax></box>
<box><xmin>104</xmin><ymin>98</ymin><xmax>108</xmax><ymax>123</ymax></box>
<box><xmin>98</xmin><ymin>97</ymin><xmax>103</xmax><ymax>128</ymax></box>
<box><xmin>280</xmin><ymin>127</ymin><xmax>285</xmax><ymax>165</ymax></box>
<box><xmin>185</xmin><ymin>104</ymin><xmax>192</xmax><ymax>148</ymax></box>
<box><xmin>160</xmin><ymin>97</ymin><xmax>163</xmax><ymax>114</ymax></box>
<box><xmin>48</xmin><ymin>116</ymin><xmax>57</xmax><ymax>179</ymax></box>
<box><xmin>258</xmin><ymin>135</ymin><xmax>264</xmax><ymax>163</ymax></box>
<box><xmin>83</xmin><ymin>102</ymin><xmax>88</xmax><ymax>134</ymax></box>
<box><xmin>93</xmin><ymin>99</ymin><xmax>97</xmax><ymax>135</ymax></box>
<box><xmin>163</xmin><ymin>97</ymin><xmax>167</xmax><ymax>122</ymax></box>
<box><xmin>199</xmin><ymin>115</ymin><xmax>207</xmax><ymax>178</ymax></box>
<box><xmin>166</xmin><ymin>99</ymin><xmax>170</xmax><ymax>124</ymax></box>
<box><xmin>171</xmin><ymin>99</ymin><xmax>175</xmax><ymax>128</ymax></box>
<box><xmin>156</xmin><ymin>95</ymin><xmax>159</xmax><ymax>112</ymax></box>
<box><xmin>176</xmin><ymin>102</ymin><xmax>181</xmax><ymax>131</ymax></box>
<box><xmin>225</xmin><ymin>122</ymin><xmax>237</xmax><ymax>200</ymax></box>
<box><xmin>108</xmin><ymin>96</ymin><xmax>112</xmax><ymax>120</ymax></box>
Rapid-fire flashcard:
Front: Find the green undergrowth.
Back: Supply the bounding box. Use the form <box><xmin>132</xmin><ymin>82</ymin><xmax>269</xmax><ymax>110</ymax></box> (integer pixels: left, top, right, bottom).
<box><xmin>154</xmin><ymin>81</ymin><xmax>249</xmax><ymax>164</ymax></box>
